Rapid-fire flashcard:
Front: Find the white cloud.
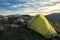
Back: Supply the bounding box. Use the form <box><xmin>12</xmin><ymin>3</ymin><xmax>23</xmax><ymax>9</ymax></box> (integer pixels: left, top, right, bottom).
<box><xmin>50</xmin><ymin>0</ymin><xmax>60</xmax><ymax>2</ymax></box>
<box><xmin>0</xmin><ymin>0</ymin><xmax>60</xmax><ymax>15</ymax></box>
<box><xmin>41</xmin><ymin>4</ymin><xmax>60</xmax><ymax>12</ymax></box>
<box><xmin>11</xmin><ymin>4</ymin><xmax>22</xmax><ymax>8</ymax></box>
<box><xmin>10</xmin><ymin>0</ymin><xmax>60</xmax><ymax>9</ymax></box>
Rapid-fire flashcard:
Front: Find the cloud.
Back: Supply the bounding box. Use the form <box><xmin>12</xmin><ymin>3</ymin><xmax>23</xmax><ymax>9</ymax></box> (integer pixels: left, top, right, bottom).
<box><xmin>0</xmin><ymin>0</ymin><xmax>60</xmax><ymax>15</ymax></box>
<box><xmin>8</xmin><ymin>0</ymin><xmax>60</xmax><ymax>9</ymax></box>
<box><xmin>50</xmin><ymin>0</ymin><xmax>60</xmax><ymax>2</ymax></box>
<box><xmin>11</xmin><ymin>3</ymin><xmax>60</xmax><ymax>15</ymax></box>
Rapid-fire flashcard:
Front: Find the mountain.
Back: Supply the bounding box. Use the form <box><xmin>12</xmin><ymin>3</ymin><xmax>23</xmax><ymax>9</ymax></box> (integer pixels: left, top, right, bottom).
<box><xmin>0</xmin><ymin>13</ymin><xmax>60</xmax><ymax>40</ymax></box>
<box><xmin>46</xmin><ymin>13</ymin><xmax>60</xmax><ymax>24</ymax></box>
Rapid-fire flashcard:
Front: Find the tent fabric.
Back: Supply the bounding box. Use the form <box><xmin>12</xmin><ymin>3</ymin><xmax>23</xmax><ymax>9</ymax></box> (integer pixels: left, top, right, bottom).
<box><xmin>28</xmin><ymin>14</ymin><xmax>57</xmax><ymax>38</ymax></box>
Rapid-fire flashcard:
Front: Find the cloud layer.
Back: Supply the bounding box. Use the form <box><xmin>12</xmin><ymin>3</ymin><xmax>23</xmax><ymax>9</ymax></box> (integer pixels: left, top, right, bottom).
<box><xmin>0</xmin><ymin>0</ymin><xmax>60</xmax><ymax>15</ymax></box>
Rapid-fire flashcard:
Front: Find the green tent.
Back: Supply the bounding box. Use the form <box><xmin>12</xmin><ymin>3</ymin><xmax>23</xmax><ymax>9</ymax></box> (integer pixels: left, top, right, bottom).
<box><xmin>28</xmin><ymin>14</ymin><xmax>57</xmax><ymax>38</ymax></box>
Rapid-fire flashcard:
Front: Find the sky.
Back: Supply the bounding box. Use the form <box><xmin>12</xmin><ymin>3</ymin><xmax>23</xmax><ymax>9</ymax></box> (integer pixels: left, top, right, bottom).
<box><xmin>0</xmin><ymin>0</ymin><xmax>60</xmax><ymax>15</ymax></box>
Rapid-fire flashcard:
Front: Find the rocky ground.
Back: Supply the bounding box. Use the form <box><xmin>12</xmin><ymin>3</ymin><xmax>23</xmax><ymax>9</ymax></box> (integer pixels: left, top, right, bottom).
<box><xmin>0</xmin><ymin>15</ymin><xmax>60</xmax><ymax>40</ymax></box>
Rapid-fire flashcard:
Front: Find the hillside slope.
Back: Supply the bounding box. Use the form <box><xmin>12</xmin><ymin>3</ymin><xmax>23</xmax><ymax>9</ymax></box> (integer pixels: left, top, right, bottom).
<box><xmin>0</xmin><ymin>15</ymin><xmax>60</xmax><ymax>40</ymax></box>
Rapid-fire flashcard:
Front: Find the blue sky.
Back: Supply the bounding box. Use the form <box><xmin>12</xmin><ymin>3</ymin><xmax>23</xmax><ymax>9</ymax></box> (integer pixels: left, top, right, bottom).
<box><xmin>0</xmin><ymin>0</ymin><xmax>60</xmax><ymax>15</ymax></box>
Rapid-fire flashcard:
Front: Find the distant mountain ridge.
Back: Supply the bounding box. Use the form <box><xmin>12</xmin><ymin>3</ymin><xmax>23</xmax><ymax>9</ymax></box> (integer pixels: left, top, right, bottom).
<box><xmin>0</xmin><ymin>12</ymin><xmax>60</xmax><ymax>24</ymax></box>
<box><xmin>46</xmin><ymin>13</ymin><xmax>60</xmax><ymax>24</ymax></box>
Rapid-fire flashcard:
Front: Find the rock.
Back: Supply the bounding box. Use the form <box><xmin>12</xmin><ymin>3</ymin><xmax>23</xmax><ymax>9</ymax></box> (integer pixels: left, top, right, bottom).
<box><xmin>13</xmin><ymin>18</ymin><xmax>25</xmax><ymax>25</ymax></box>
